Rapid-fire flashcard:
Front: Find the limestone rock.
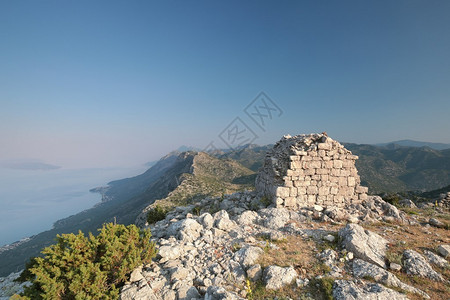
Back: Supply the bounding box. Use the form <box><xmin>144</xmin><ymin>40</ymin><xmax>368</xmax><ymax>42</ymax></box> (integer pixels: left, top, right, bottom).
<box><xmin>258</xmin><ymin>207</ymin><xmax>291</xmax><ymax>229</ymax></box>
<box><xmin>424</xmin><ymin>249</ymin><xmax>450</xmax><ymax>268</ymax></box>
<box><xmin>398</xmin><ymin>199</ymin><xmax>417</xmax><ymax>208</ymax></box>
<box><xmin>338</xmin><ymin>224</ymin><xmax>387</xmax><ymax>268</ymax></box>
<box><xmin>437</xmin><ymin>244</ymin><xmax>450</xmax><ymax>258</ymax></box>
<box><xmin>263</xmin><ymin>265</ymin><xmax>298</xmax><ymax>290</ymax></box>
<box><xmin>228</xmin><ymin>260</ymin><xmax>246</xmax><ymax>283</ymax></box>
<box><xmin>233</xmin><ymin>245</ymin><xmax>263</xmax><ymax>269</ymax></box>
<box><xmin>333</xmin><ymin>280</ymin><xmax>409</xmax><ymax>300</ymax></box>
<box><xmin>246</xmin><ymin>264</ymin><xmax>262</xmax><ymax>282</ymax></box>
<box><xmin>234</xmin><ymin>210</ymin><xmax>259</xmax><ymax>226</ymax></box>
<box><xmin>214</xmin><ymin>210</ymin><xmax>237</xmax><ymax>231</ymax></box>
<box><xmin>158</xmin><ymin>245</ymin><xmax>184</xmax><ymax>261</ymax></box>
<box><xmin>167</xmin><ymin>218</ymin><xmax>203</xmax><ymax>241</ymax></box>
<box><xmin>177</xmin><ymin>286</ymin><xmax>200</xmax><ymax>300</ymax></box>
<box><xmin>204</xmin><ymin>286</ymin><xmax>243</xmax><ymax>300</ymax></box>
<box><xmin>352</xmin><ymin>259</ymin><xmax>429</xmax><ymax>299</ymax></box>
<box><xmin>129</xmin><ymin>267</ymin><xmax>144</xmax><ymax>283</ymax></box>
<box><xmin>429</xmin><ymin>218</ymin><xmax>445</xmax><ymax>228</ymax></box>
<box><xmin>120</xmin><ymin>281</ymin><xmax>157</xmax><ymax>300</ymax></box>
<box><xmin>170</xmin><ymin>267</ymin><xmax>190</xmax><ymax>281</ymax></box>
<box><xmin>201</xmin><ymin>213</ymin><xmax>214</xmax><ymax>229</ymax></box>
<box><xmin>403</xmin><ymin>250</ymin><xmax>445</xmax><ymax>282</ymax></box>
<box><xmin>389</xmin><ymin>263</ymin><xmax>402</xmax><ymax>271</ymax></box>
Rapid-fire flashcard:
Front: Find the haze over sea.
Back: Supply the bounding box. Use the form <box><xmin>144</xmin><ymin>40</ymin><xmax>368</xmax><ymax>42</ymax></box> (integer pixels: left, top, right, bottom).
<box><xmin>0</xmin><ymin>165</ymin><xmax>146</xmax><ymax>246</ymax></box>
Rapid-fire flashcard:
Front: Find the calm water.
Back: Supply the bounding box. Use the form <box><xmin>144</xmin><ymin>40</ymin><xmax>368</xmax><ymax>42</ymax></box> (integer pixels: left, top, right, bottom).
<box><xmin>0</xmin><ymin>166</ymin><xmax>146</xmax><ymax>246</ymax></box>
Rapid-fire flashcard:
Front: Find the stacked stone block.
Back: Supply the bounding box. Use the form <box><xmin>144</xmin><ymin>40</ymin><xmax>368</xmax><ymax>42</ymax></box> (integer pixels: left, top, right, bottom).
<box><xmin>255</xmin><ymin>133</ymin><xmax>368</xmax><ymax>209</ymax></box>
<box><xmin>438</xmin><ymin>192</ymin><xmax>450</xmax><ymax>208</ymax></box>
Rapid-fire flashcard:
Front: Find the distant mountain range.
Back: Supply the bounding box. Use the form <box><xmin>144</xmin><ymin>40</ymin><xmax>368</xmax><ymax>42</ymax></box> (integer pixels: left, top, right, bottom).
<box><xmin>376</xmin><ymin>140</ymin><xmax>450</xmax><ymax>150</ymax></box>
<box><xmin>345</xmin><ymin>143</ymin><xmax>450</xmax><ymax>194</ymax></box>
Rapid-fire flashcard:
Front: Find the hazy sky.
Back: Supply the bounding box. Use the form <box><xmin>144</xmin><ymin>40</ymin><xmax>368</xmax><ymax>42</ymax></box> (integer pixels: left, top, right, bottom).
<box><xmin>1</xmin><ymin>1</ymin><xmax>449</xmax><ymax>168</ymax></box>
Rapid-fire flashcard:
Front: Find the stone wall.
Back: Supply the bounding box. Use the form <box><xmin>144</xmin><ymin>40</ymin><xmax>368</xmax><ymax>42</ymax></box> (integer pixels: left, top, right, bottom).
<box><xmin>255</xmin><ymin>133</ymin><xmax>368</xmax><ymax>208</ymax></box>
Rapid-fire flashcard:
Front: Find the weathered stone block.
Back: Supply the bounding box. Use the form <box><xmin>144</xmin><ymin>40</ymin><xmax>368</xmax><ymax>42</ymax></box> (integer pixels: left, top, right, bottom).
<box><xmin>330</xmin><ymin>187</ymin><xmax>339</xmax><ymax>195</ymax></box>
<box><xmin>356</xmin><ymin>186</ymin><xmax>368</xmax><ymax>194</ymax></box>
<box><xmin>307</xmin><ymin>195</ymin><xmax>317</xmax><ymax>203</ymax></box>
<box><xmin>297</xmin><ymin>187</ymin><xmax>307</xmax><ymax>195</ymax></box>
<box><xmin>284</xmin><ymin>197</ymin><xmax>296</xmax><ymax>207</ymax></box>
<box><xmin>318</xmin><ymin>186</ymin><xmax>330</xmax><ymax>195</ymax></box>
<box><xmin>359</xmin><ymin>193</ymin><xmax>368</xmax><ymax>200</ymax></box>
<box><xmin>304</xmin><ymin>168</ymin><xmax>315</xmax><ymax>175</ymax></box>
<box><xmin>310</xmin><ymin>161</ymin><xmax>321</xmax><ymax>168</ymax></box>
<box><xmin>316</xmin><ymin>168</ymin><xmax>329</xmax><ymax>175</ymax></box>
<box><xmin>348</xmin><ymin>177</ymin><xmax>356</xmax><ymax>186</ymax></box>
<box><xmin>290</xmin><ymin>187</ymin><xmax>297</xmax><ymax>197</ymax></box>
<box><xmin>307</xmin><ymin>186</ymin><xmax>318</xmax><ymax>194</ymax></box>
<box><xmin>333</xmin><ymin>160</ymin><xmax>343</xmax><ymax>168</ymax></box>
<box><xmin>318</xmin><ymin>143</ymin><xmax>331</xmax><ymax>150</ymax></box>
<box><xmin>284</xmin><ymin>180</ymin><xmax>293</xmax><ymax>187</ymax></box>
<box><xmin>275</xmin><ymin>187</ymin><xmax>290</xmax><ymax>198</ymax></box>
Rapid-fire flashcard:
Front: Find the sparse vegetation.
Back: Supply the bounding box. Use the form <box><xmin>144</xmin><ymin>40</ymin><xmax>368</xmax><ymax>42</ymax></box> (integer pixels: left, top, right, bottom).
<box><xmin>385</xmin><ymin>250</ymin><xmax>403</xmax><ymax>266</ymax></box>
<box><xmin>146</xmin><ymin>204</ymin><xmax>168</xmax><ymax>224</ymax></box>
<box><xmin>192</xmin><ymin>205</ymin><xmax>202</xmax><ymax>216</ymax></box>
<box><xmin>260</xmin><ymin>195</ymin><xmax>272</xmax><ymax>207</ymax></box>
<box><xmin>313</xmin><ymin>277</ymin><xmax>335</xmax><ymax>300</ymax></box>
<box><xmin>14</xmin><ymin>223</ymin><xmax>156</xmax><ymax>300</ymax></box>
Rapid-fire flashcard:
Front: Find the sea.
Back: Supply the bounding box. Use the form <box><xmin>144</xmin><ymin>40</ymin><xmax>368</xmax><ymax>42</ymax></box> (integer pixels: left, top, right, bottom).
<box><xmin>0</xmin><ymin>166</ymin><xmax>146</xmax><ymax>247</ymax></box>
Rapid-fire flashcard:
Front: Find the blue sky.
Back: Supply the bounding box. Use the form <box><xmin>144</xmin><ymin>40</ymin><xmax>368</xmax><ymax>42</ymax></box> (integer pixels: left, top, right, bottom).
<box><xmin>1</xmin><ymin>0</ymin><xmax>449</xmax><ymax>168</ymax></box>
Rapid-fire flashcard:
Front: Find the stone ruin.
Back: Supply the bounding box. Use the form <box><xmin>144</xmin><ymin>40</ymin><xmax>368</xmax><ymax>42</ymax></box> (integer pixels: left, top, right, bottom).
<box><xmin>256</xmin><ymin>133</ymin><xmax>368</xmax><ymax>209</ymax></box>
<box><xmin>438</xmin><ymin>192</ymin><xmax>450</xmax><ymax>208</ymax></box>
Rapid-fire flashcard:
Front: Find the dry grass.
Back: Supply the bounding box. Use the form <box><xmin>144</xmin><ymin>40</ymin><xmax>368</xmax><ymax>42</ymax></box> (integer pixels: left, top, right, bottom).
<box><xmin>251</xmin><ymin>234</ymin><xmax>346</xmax><ymax>299</ymax></box>
<box><xmin>363</xmin><ymin>210</ymin><xmax>450</xmax><ymax>300</ymax></box>
<box><xmin>257</xmin><ymin>235</ymin><xmax>317</xmax><ymax>270</ymax></box>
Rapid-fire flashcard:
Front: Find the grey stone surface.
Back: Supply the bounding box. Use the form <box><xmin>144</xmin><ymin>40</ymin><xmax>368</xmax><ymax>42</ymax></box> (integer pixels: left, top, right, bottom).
<box><xmin>339</xmin><ymin>224</ymin><xmax>388</xmax><ymax>268</ymax></box>
<box><xmin>424</xmin><ymin>249</ymin><xmax>450</xmax><ymax>268</ymax></box>
<box><xmin>214</xmin><ymin>210</ymin><xmax>237</xmax><ymax>231</ymax></box>
<box><xmin>246</xmin><ymin>264</ymin><xmax>262</xmax><ymax>282</ymax></box>
<box><xmin>333</xmin><ymin>280</ymin><xmax>409</xmax><ymax>300</ymax></box>
<box><xmin>352</xmin><ymin>259</ymin><xmax>429</xmax><ymax>299</ymax></box>
<box><xmin>204</xmin><ymin>286</ymin><xmax>243</xmax><ymax>300</ymax></box>
<box><xmin>258</xmin><ymin>207</ymin><xmax>291</xmax><ymax>229</ymax></box>
<box><xmin>234</xmin><ymin>210</ymin><xmax>259</xmax><ymax>226</ymax></box>
<box><xmin>437</xmin><ymin>244</ymin><xmax>450</xmax><ymax>258</ymax></box>
<box><xmin>403</xmin><ymin>250</ymin><xmax>445</xmax><ymax>282</ymax></box>
<box><xmin>429</xmin><ymin>218</ymin><xmax>445</xmax><ymax>228</ymax></box>
<box><xmin>233</xmin><ymin>245</ymin><xmax>263</xmax><ymax>269</ymax></box>
<box><xmin>389</xmin><ymin>262</ymin><xmax>402</xmax><ymax>271</ymax></box>
<box><xmin>263</xmin><ymin>265</ymin><xmax>298</xmax><ymax>290</ymax></box>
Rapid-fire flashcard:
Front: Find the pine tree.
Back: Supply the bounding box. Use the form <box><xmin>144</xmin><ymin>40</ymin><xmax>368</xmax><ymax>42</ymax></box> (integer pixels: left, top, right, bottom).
<box><xmin>15</xmin><ymin>223</ymin><xmax>157</xmax><ymax>300</ymax></box>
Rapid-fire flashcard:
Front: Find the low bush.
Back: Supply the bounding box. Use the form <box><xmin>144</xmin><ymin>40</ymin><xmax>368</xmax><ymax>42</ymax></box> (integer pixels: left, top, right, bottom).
<box><xmin>15</xmin><ymin>223</ymin><xmax>156</xmax><ymax>300</ymax></box>
<box><xmin>146</xmin><ymin>205</ymin><xmax>168</xmax><ymax>224</ymax></box>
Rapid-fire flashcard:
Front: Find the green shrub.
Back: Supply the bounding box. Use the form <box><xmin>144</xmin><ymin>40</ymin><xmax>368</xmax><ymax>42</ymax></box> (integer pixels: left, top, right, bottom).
<box><xmin>17</xmin><ymin>223</ymin><xmax>157</xmax><ymax>300</ymax></box>
<box><xmin>382</xmin><ymin>194</ymin><xmax>401</xmax><ymax>206</ymax></box>
<box><xmin>192</xmin><ymin>205</ymin><xmax>202</xmax><ymax>216</ymax></box>
<box><xmin>312</xmin><ymin>276</ymin><xmax>335</xmax><ymax>300</ymax></box>
<box><xmin>146</xmin><ymin>205</ymin><xmax>168</xmax><ymax>224</ymax></box>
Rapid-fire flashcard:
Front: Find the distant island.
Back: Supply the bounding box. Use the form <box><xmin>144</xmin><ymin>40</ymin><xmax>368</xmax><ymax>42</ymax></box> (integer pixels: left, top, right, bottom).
<box><xmin>0</xmin><ymin>162</ymin><xmax>61</xmax><ymax>170</ymax></box>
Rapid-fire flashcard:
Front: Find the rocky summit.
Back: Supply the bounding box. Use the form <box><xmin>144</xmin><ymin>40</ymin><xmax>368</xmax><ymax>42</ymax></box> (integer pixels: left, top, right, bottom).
<box><xmin>118</xmin><ymin>134</ymin><xmax>449</xmax><ymax>300</ymax></box>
